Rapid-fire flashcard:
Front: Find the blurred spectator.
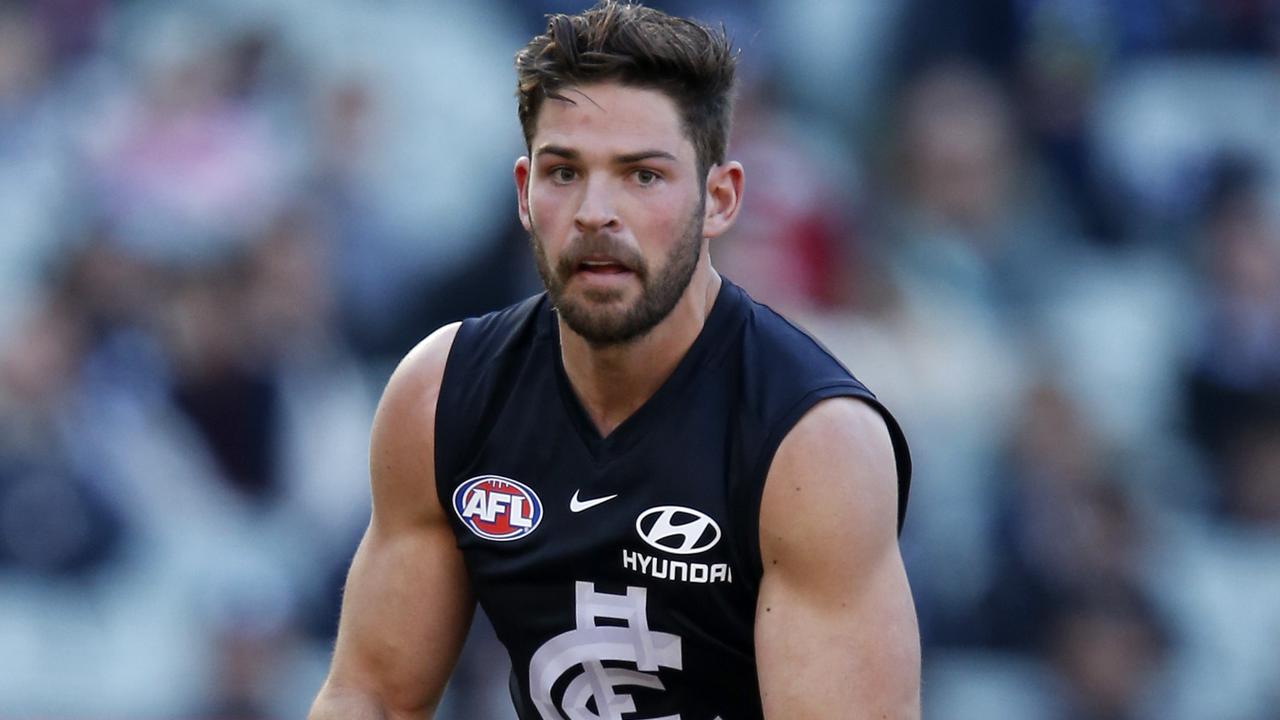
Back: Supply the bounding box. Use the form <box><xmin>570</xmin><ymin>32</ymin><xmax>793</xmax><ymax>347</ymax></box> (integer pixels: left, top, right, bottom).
<box><xmin>1090</xmin><ymin>59</ymin><xmax>1279</xmax><ymax>233</ymax></box>
<box><xmin>1120</xmin><ymin>0</ymin><xmax>1280</xmax><ymax>56</ymax></box>
<box><xmin>165</xmin><ymin>259</ymin><xmax>282</xmax><ymax>501</ymax></box>
<box><xmin>714</xmin><ymin>76</ymin><xmax>862</xmax><ymax>313</ymax></box>
<box><xmin>833</xmin><ymin>63</ymin><xmax>1070</xmax><ymax>644</ymax></box>
<box><xmin>1017</xmin><ymin>0</ymin><xmax>1123</xmax><ymax>244</ymax></box>
<box><xmin>1148</xmin><ymin>481</ymin><xmax>1280</xmax><ymax>719</ymax></box>
<box><xmin>83</xmin><ymin>21</ymin><xmax>295</xmax><ymax>266</ymax></box>
<box><xmin>893</xmin><ymin>0</ymin><xmax>1024</xmax><ymax>89</ymax></box>
<box><xmin>1220</xmin><ymin>423</ymin><xmax>1280</xmax><ymax>528</ymax></box>
<box><xmin>1044</xmin><ymin>588</ymin><xmax>1170</xmax><ymax>720</ymax></box>
<box><xmin>308</xmin><ymin>76</ymin><xmax>408</xmax><ymax>357</ymax></box>
<box><xmin>0</xmin><ymin>2</ymin><xmax>76</xmax><ymax>343</ymax></box>
<box><xmin>0</xmin><ymin>3</ymin><xmax>52</xmax><ymax>110</ymax></box>
<box><xmin>0</xmin><ymin>297</ymin><xmax>125</xmax><ymax>577</ymax></box>
<box><xmin>881</xmin><ymin>61</ymin><xmax>1081</xmax><ymax>316</ymax></box>
<box><xmin>979</xmin><ymin>379</ymin><xmax>1149</xmax><ymax>651</ymax></box>
<box><xmin>1185</xmin><ymin>162</ymin><xmax>1280</xmax><ymax>505</ymax></box>
<box><xmin>29</xmin><ymin>0</ymin><xmax>110</xmax><ymax>69</ymax></box>
<box><xmin>240</xmin><ymin>204</ymin><xmax>375</xmax><ymax>534</ymax></box>
<box><xmin>59</xmin><ymin>226</ymin><xmax>162</xmax><ymax>339</ymax></box>
<box><xmin>196</xmin><ymin>577</ymin><xmax>299</xmax><ymax>720</ymax></box>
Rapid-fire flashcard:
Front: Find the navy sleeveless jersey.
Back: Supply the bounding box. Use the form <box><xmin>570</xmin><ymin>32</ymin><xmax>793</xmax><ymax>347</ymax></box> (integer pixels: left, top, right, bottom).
<box><xmin>434</xmin><ymin>278</ymin><xmax>911</xmax><ymax>720</ymax></box>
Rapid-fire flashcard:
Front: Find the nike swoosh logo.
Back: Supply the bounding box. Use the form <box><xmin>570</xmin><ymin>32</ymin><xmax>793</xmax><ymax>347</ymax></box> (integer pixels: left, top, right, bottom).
<box><xmin>569</xmin><ymin>490</ymin><xmax>618</xmax><ymax>512</ymax></box>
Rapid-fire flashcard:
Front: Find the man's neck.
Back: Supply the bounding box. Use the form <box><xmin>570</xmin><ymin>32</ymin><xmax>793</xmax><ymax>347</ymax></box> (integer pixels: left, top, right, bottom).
<box><xmin>558</xmin><ymin>266</ymin><xmax>722</xmax><ymax>438</ymax></box>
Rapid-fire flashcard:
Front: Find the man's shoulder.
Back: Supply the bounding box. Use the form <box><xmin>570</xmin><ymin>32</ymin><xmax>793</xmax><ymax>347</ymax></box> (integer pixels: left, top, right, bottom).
<box><xmin>446</xmin><ymin>293</ymin><xmax>550</xmax><ymax>365</ymax></box>
<box><xmin>727</xmin><ymin>282</ymin><xmax>912</xmax><ymax>532</ymax></box>
<box><xmin>384</xmin><ymin>292</ymin><xmax>547</xmax><ymax>413</ymax></box>
<box><xmin>368</xmin><ymin>321</ymin><xmax>464</xmax><ymax>525</ymax></box>
<box><xmin>383</xmin><ymin>322</ymin><xmax>465</xmax><ymax>420</ymax></box>
<box><xmin>455</xmin><ymin>293</ymin><xmax>547</xmax><ymax>336</ymax></box>
<box><xmin>731</xmin><ymin>285</ymin><xmax>869</xmax><ymax>397</ymax></box>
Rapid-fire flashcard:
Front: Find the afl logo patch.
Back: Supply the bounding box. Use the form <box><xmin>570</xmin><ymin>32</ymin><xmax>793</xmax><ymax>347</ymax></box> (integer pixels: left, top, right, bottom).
<box><xmin>635</xmin><ymin>505</ymin><xmax>721</xmax><ymax>555</ymax></box>
<box><xmin>453</xmin><ymin>475</ymin><xmax>543</xmax><ymax>541</ymax></box>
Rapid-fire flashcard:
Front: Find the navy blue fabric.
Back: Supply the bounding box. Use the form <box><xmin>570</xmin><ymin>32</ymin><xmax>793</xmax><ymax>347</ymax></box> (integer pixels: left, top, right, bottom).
<box><xmin>434</xmin><ymin>278</ymin><xmax>910</xmax><ymax>720</ymax></box>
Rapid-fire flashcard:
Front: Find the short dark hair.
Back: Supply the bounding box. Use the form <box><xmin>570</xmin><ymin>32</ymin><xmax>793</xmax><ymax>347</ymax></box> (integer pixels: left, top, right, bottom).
<box><xmin>515</xmin><ymin>0</ymin><xmax>737</xmax><ymax>177</ymax></box>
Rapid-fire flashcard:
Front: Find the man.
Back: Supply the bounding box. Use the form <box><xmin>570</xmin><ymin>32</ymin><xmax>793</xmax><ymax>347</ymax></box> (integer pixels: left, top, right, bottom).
<box><xmin>309</xmin><ymin>2</ymin><xmax>920</xmax><ymax>718</ymax></box>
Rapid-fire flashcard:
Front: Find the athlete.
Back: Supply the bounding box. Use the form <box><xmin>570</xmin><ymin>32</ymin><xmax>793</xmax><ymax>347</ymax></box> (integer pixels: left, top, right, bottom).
<box><xmin>309</xmin><ymin>2</ymin><xmax>920</xmax><ymax>718</ymax></box>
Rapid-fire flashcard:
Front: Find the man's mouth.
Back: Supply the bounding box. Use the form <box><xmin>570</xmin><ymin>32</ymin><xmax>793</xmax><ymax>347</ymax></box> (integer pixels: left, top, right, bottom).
<box><xmin>576</xmin><ymin>259</ymin><xmax>632</xmax><ymax>275</ymax></box>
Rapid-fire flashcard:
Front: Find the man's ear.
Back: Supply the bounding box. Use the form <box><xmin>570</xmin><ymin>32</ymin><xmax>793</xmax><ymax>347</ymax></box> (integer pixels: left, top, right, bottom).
<box><xmin>702</xmin><ymin>160</ymin><xmax>744</xmax><ymax>239</ymax></box>
<box><xmin>514</xmin><ymin>156</ymin><xmax>533</xmax><ymax>232</ymax></box>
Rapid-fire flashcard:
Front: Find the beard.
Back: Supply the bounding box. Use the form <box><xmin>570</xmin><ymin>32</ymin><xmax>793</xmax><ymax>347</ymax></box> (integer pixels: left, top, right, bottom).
<box><xmin>529</xmin><ymin>197</ymin><xmax>705</xmax><ymax>348</ymax></box>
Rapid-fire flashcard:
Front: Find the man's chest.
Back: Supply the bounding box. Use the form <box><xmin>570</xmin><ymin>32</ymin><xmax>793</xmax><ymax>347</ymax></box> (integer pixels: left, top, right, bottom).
<box><xmin>444</xmin><ymin>430</ymin><xmax>763</xmax><ymax>720</ymax></box>
<box><xmin>446</xmin><ymin>427</ymin><xmax>745</xmax><ymax>592</ymax></box>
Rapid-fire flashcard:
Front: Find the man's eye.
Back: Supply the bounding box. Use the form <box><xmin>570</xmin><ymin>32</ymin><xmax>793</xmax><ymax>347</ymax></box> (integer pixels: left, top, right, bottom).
<box><xmin>551</xmin><ymin>167</ymin><xmax>576</xmax><ymax>183</ymax></box>
<box><xmin>634</xmin><ymin>169</ymin><xmax>659</xmax><ymax>185</ymax></box>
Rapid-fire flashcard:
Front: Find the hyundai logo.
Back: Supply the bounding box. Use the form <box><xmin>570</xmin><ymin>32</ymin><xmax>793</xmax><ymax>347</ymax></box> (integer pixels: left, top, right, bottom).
<box><xmin>635</xmin><ymin>506</ymin><xmax>721</xmax><ymax>555</ymax></box>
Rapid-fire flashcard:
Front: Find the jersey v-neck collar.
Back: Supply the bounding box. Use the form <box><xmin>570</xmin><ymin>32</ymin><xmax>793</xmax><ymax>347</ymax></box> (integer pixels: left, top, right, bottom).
<box><xmin>546</xmin><ymin>278</ymin><xmax>740</xmax><ymax>463</ymax></box>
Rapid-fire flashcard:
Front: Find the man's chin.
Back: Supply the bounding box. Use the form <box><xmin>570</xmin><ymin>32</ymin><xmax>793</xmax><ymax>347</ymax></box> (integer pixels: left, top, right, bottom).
<box><xmin>557</xmin><ymin>302</ymin><xmax>650</xmax><ymax>347</ymax></box>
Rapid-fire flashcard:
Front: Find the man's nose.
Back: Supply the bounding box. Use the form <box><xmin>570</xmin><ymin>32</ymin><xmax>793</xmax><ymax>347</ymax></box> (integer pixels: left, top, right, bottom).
<box><xmin>573</xmin><ymin>177</ymin><xmax>621</xmax><ymax>233</ymax></box>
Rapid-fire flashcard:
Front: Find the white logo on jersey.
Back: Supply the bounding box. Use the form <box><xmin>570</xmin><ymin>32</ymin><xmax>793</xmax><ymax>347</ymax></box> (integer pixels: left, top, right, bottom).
<box><xmin>635</xmin><ymin>506</ymin><xmax>721</xmax><ymax>555</ymax></box>
<box><xmin>529</xmin><ymin>582</ymin><xmax>683</xmax><ymax>720</ymax></box>
<box><xmin>622</xmin><ymin>549</ymin><xmax>733</xmax><ymax>584</ymax></box>
<box><xmin>569</xmin><ymin>490</ymin><xmax>619</xmax><ymax>513</ymax></box>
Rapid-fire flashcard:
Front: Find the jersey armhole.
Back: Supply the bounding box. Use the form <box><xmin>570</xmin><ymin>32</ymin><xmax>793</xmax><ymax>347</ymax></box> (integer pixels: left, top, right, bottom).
<box><xmin>742</xmin><ymin>384</ymin><xmax>912</xmax><ymax>586</ymax></box>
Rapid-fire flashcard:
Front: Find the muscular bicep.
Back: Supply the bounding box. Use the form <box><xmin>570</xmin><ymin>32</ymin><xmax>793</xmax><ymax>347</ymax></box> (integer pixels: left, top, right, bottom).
<box><xmin>755</xmin><ymin>398</ymin><xmax>920</xmax><ymax>719</ymax></box>
<box><xmin>316</xmin><ymin>323</ymin><xmax>474</xmax><ymax>719</ymax></box>
<box><xmin>326</xmin><ymin>516</ymin><xmax>474</xmax><ymax>716</ymax></box>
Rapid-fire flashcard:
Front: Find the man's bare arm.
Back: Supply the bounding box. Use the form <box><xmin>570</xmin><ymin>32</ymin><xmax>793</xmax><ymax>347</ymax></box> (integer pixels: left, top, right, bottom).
<box><xmin>310</xmin><ymin>323</ymin><xmax>473</xmax><ymax>720</ymax></box>
<box><xmin>755</xmin><ymin>398</ymin><xmax>921</xmax><ymax>719</ymax></box>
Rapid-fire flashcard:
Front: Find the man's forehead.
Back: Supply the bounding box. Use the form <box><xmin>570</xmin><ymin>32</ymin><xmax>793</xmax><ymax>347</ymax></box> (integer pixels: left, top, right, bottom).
<box><xmin>533</xmin><ymin>83</ymin><xmax>692</xmax><ymax>159</ymax></box>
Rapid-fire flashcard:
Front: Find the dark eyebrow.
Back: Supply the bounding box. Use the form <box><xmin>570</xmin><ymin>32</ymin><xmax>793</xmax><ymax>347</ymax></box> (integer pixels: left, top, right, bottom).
<box><xmin>533</xmin><ymin>146</ymin><xmax>677</xmax><ymax>165</ymax></box>
<box><xmin>614</xmin><ymin>150</ymin><xmax>678</xmax><ymax>164</ymax></box>
<box><xmin>535</xmin><ymin>145</ymin><xmax>578</xmax><ymax>160</ymax></box>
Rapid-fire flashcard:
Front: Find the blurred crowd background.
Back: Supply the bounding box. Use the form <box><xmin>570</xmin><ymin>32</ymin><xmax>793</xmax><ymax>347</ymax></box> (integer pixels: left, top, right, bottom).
<box><xmin>1</xmin><ymin>0</ymin><xmax>1278</xmax><ymax>718</ymax></box>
